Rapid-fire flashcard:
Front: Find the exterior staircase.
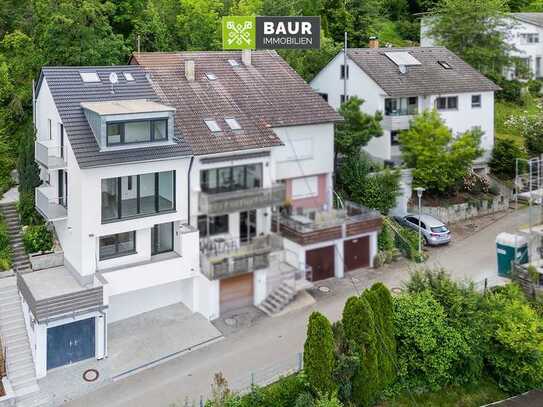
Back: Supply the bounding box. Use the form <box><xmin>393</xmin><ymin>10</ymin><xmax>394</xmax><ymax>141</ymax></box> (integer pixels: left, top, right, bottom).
<box><xmin>257</xmin><ymin>280</ymin><xmax>296</xmax><ymax>316</ymax></box>
<box><xmin>0</xmin><ymin>203</ymin><xmax>32</xmax><ymax>273</ymax></box>
<box><xmin>0</xmin><ymin>278</ymin><xmax>49</xmax><ymax>406</ymax></box>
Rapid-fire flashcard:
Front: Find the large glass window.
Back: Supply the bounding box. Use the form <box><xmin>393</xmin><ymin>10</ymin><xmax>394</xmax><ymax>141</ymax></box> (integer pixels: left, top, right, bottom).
<box><xmin>385</xmin><ymin>97</ymin><xmax>418</xmax><ymax>116</ymax></box>
<box><xmin>198</xmin><ymin>215</ymin><xmax>229</xmax><ymax>237</ymax></box>
<box><xmin>99</xmin><ymin>231</ymin><xmax>136</xmax><ymax>260</ymax></box>
<box><xmin>201</xmin><ymin>164</ymin><xmax>263</xmax><ymax>194</ymax></box>
<box><xmin>435</xmin><ymin>96</ymin><xmax>458</xmax><ymax>110</ymax></box>
<box><xmin>101</xmin><ymin>171</ymin><xmax>175</xmax><ymax>222</ymax></box>
<box><xmin>106</xmin><ymin>119</ymin><xmax>168</xmax><ymax>146</ymax></box>
<box><xmin>152</xmin><ymin>222</ymin><xmax>174</xmax><ymax>255</ymax></box>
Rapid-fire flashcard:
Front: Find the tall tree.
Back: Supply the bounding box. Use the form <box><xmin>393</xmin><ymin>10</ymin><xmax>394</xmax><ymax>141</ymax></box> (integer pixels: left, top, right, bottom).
<box><xmin>177</xmin><ymin>0</ymin><xmax>223</xmax><ymax>51</ymax></box>
<box><xmin>304</xmin><ymin>311</ymin><xmax>336</xmax><ymax>396</ymax></box>
<box><xmin>427</xmin><ymin>0</ymin><xmax>514</xmax><ymax>77</ymax></box>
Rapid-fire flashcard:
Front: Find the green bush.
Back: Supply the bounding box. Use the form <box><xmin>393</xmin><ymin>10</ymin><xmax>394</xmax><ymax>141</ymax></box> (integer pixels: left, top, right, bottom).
<box><xmin>332</xmin><ymin>321</ymin><xmax>360</xmax><ymax>403</ymax></box>
<box><xmin>394</xmin><ymin>223</ymin><xmax>425</xmax><ymax>263</ymax></box>
<box><xmin>491</xmin><ymin>75</ymin><xmax>524</xmax><ymax>105</ymax></box>
<box><xmin>527</xmin><ymin>79</ymin><xmax>543</xmax><ymax>96</ymax></box>
<box><xmin>18</xmin><ymin>191</ymin><xmax>44</xmax><ymax>226</ymax></box>
<box><xmin>240</xmin><ymin>375</ymin><xmax>306</xmax><ymax>407</ymax></box>
<box><xmin>489</xmin><ymin>138</ymin><xmax>526</xmax><ymax>181</ymax></box>
<box><xmin>314</xmin><ymin>393</ymin><xmax>343</xmax><ymax>407</ymax></box>
<box><xmin>294</xmin><ymin>391</ymin><xmax>315</xmax><ymax>407</ymax></box>
<box><xmin>0</xmin><ymin>215</ymin><xmax>11</xmax><ymax>270</ymax></box>
<box><xmin>22</xmin><ymin>225</ymin><xmax>53</xmax><ymax>254</ymax></box>
<box><xmin>304</xmin><ymin>312</ymin><xmax>336</xmax><ymax>397</ymax></box>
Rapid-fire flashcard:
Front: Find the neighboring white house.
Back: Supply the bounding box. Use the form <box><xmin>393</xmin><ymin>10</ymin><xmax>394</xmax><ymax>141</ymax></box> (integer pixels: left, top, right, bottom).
<box><xmin>310</xmin><ymin>46</ymin><xmax>500</xmax><ymax>164</ymax></box>
<box><xmin>422</xmin><ymin>12</ymin><xmax>543</xmax><ymax>79</ymax></box>
<box><xmin>25</xmin><ymin>51</ymin><xmax>382</xmax><ymax>378</ymax></box>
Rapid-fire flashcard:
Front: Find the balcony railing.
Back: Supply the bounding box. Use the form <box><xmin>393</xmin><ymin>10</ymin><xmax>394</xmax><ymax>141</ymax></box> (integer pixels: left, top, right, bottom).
<box><xmin>200</xmin><ymin>234</ymin><xmax>283</xmax><ymax>279</ymax></box>
<box><xmin>35</xmin><ymin>140</ymin><xmax>66</xmax><ymax>170</ymax></box>
<box><xmin>199</xmin><ymin>184</ymin><xmax>286</xmax><ymax>215</ymax></box>
<box><xmin>36</xmin><ymin>185</ymin><xmax>67</xmax><ymax>221</ymax></box>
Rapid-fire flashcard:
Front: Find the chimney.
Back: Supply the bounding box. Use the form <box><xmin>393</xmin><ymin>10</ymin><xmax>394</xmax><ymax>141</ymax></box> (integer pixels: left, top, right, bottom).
<box><xmin>185</xmin><ymin>60</ymin><xmax>195</xmax><ymax>81</ymax></box>
<box><xmin>242</xmin><ymin>49</ymin><xmax>251</xmax><ymax>66</ymax></box>
<box><xmin>369</xmin><ymin>36</ymin><xmax>379</xmax><ymax>49</ymax></box>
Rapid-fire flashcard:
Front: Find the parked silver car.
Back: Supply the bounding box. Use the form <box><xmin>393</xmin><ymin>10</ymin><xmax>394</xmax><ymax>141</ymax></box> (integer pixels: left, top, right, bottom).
<box><xmin>395</xmin><ymin>214</ymin><xmax>451</xmax><ymax>246</ymax></box>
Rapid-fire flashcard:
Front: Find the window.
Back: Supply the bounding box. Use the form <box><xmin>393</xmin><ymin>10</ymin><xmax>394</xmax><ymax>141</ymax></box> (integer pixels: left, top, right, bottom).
<box><xmin>48</xmin><ymin>119</ymin><xmax>52</xmax><ymax>140</ymax></box>
<box><xmin>228</xmin><ymin>59</ymin><xmax>239</xmax><ymax>67</ymax></box>
<box><xmin>318</xmin><ymin>93</ymin><xmax>328</xmax><ymax>102</ymax></box>
<box><xmin>340</xmin><ymin>94</ymin><xmax>349</xmax><ymax>104</ymax></box>
<box><xmin>435</xmin><ymin>96</ymin><xmax>458</xmax><ymax>110</ymax></box>
<box><xmin>101</xmin><ymin>171</ymin><xmax>175</xmax><ymax>222</ymax></box>
<box><xmin>520</xmin><ymin>33</ymin><xmax>539</xmax><ymax>44</ymax></box>
<box><xmin>106</xmin><ymin>119</ymin><xmax>168</xmax><ymax>146</ymax></box>
<box><xmin>292</xmin><ymin>176</ymin><xmax>318</xmax><ymax>199</ymax></box>
<box><xmin>198</xmin><ymin>214</ymin><xmax>229</xmax><ymax>237</ymax></box>
<box><xmin>471</xmin><ymin>94</ymin><xmax>482</xmax><ymax>108</ymax></box>
<box><xmin>205</xmin><ymin>73</ymin><xmax>217</xmax><ymax>80</ymax></box>
<box><xmin>225</xmin><ymin>118</ymin><xmax>241</xmax><ymax>130</ymax></box>
<box><xmin>201</xmin><ymin>164</ymin><xmax>262</xmax><ymax>194</ymax></box>
<box><xmin>385</xmin><ymin>97</ymin><xmax>418</xmax><ymax>116</ymax></box>
<box><xmin>340</xmin><ymin>64</ymin><xmax>349</xmax><ymax>79</ymax></box>
<box><xmin>204</xmin><ymin>119</ymin><xmax>221</xmax><ymax>132</ymax></box>
<box><xmin>151</xmin><ymin>222</ymin><xmax>174</xmax><ymax>255</ymax></box>
<box><xmin>123</xmin><ymin>72</ymin><xmax>135</xmax><ymax>81</ymax></box>
<box><xmin>80</xmin><ymin>72</ymin><xmax>100</xmax><ymax>83</ymax></box>
<box><xmin>438</xmin><ymin>60</ymin><xmax>452</xmax><ymax>69</ymax></box>
<box><xmin>391</xmin><ymin>130</ymin><xmax>401</xmax><ymax>146</ymax></box>
<box><xmin>99</xmin><ymin>231</ymin><xmax>136</xmax><ymax>260</ymax></box>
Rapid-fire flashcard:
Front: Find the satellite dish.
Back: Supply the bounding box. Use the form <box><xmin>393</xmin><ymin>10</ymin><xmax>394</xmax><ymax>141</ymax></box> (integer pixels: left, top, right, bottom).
<box><xmin>109</xmin><ymin>72</ymin><xmax>118</xmax><ymax>84</ymax></box>
<box><xmin>398</xmin><ymin>64</ymin><xmax>407</xmax><ymax>74</ymax></box>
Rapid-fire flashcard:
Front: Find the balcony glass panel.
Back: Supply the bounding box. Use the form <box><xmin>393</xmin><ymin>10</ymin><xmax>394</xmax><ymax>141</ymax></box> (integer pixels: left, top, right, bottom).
<box><xmin>139</xmin><ymin>173</ymin><xmax>156</xmax><ymax>215</ymax></box>
<box><xmin>385</xmin><ymin>97</ymin><xmax>418</xmax><ymax>116</ymax></box>
<box><xmin>158</xmin><ymin>171</ymin><xmax>174</xmax><ymax>211</ymax></box>
<box><xmin>101</xmin><ymin>178</ymin><xmax>119</xmax><ymax>221</ymax></box>
<box><xmin>121</xmin><ymin>176</ymin><xmax>138</xmax><ymax>217</ymax></box>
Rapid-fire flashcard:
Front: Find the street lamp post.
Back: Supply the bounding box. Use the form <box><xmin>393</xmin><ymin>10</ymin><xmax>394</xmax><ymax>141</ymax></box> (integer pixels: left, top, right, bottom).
<box><xmin>414</xmin><ymin>187</ymin><xmax>425</xmax><ymax>257</ymax></box>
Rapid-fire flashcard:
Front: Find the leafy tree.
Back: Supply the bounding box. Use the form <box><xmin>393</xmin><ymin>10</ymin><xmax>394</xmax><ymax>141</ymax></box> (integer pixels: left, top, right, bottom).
<box><xmin>129</xmin><ymin>1</ymin><xmax>172</xmax><ymax>52</ymax></box>
<box><xmin>336</xmin><ymin>97</ymin><xmax>383</xmax><ymax>165</ymax></box>
<box><xmin>489</xmin><ymin>138</ymin><xmax>526</xmax><ymax>180</ymax></box>
<box><xmin>177</xmin><ymin>0</ymin><xmax>223</xmax><ymax>51</ymax></box>
<box><xmin>17</xmin><ymin>125</ymin><xmax>40</xmax><ymax>195</ymax></box>
<box><xmin>427</xmin><ymin>0</ymin><xmax>514</xmax><ymax>77</ymax></box>
<box><xmin>304</xmin><ymin>312</ymin><xmax>336</xmax><ymax>396</ymax></box>
<box><xmin>399</xmin><ymin>110</ymin><xmax>483</xmax><ymax>195</ymax></box>
<box><xmin>331</xmin><ymin>321</ymin><xmax>360</xmax><ymax>403</ymax></box>
<box><xmin>342</xmin><ymin>295</ymin><xmax>379</xmax><ymax>406</ymax></box>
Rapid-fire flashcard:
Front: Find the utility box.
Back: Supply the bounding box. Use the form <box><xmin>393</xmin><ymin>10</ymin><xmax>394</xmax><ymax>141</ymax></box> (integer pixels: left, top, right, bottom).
<box><xmin>496</xmin><ymin>232</ymin><xmax>528</xmax><ymax>277</ymax></box>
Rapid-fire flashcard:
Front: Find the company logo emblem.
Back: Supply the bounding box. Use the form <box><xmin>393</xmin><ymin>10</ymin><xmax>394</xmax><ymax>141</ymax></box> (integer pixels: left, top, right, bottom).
<box><xmin>222</xmin><ymin>16</ymin><xmax>256</xmax><ymax>50</ymax></box>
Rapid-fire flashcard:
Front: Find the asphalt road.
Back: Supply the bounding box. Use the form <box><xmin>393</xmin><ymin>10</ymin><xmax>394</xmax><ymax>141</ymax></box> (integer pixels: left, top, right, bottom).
<box><xmin>66</xmin><ymin>207</ymin><xmax>532</xmax><ymax>407</ymax></box>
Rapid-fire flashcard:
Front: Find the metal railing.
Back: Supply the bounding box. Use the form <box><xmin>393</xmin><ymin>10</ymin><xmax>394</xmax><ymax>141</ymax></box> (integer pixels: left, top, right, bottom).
<box><xmin>35</xmin><ymin>185</ymin><xmax>67</xmax><ymax>221</ymax></box>
<box><xmin>199</xmin><ymin>184</ymin><xmax>286</xmax><ymax>215</ymax></box>
<box><xmin>35</xmin><ymin>140</ymin><xmax>66</xmax><ymax>169</ymax></box>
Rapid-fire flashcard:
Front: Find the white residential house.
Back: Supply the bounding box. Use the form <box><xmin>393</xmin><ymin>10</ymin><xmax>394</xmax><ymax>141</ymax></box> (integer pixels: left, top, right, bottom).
<box><xmin>422</xmin><ymin>12</ymin><xmax>543</xmax><ymax>79</ymax></box>
<box><xmin>310</xmin><ymin>46</ymin><xmax>500</xmax><ymax>165</ymax></box>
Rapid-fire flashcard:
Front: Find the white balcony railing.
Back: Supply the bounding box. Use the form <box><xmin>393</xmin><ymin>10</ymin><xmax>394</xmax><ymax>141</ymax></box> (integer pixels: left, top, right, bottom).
<box><xmin>35</xmin><ymin>140</ymin><xmax>66</xmax><ymax>170</ymax></box>
<box><xmin>35</xmin><ymin>185</ymin><xmax>67</xmax><ymax>221</ymax></box>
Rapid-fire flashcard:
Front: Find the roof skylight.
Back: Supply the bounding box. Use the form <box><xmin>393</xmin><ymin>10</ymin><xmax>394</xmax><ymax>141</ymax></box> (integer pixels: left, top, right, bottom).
<box><xmin>123</xmin><ymin>72</ymin><xmax>135</xmax><ymax>81</ymax></box>
<box><xmin>204</xmin><ymin>119</ymin><xmax>221</xmax><ymax>132</ymax></box>
<box><xmin>80</xmin><ymin>72</ymin><xmax>100</xmax><ymax>83</ymax></box>
<box><xmin>438</xmin><ymin>60</ymin><xmax>452</xmax><ymax>69</ymax></box>
<box><xmin>225</xmin><ymin>118</ymin><xmax>241</xmax><ymax>130</ymax></box>
<box><xmin>206</xmin><ymin>73</ymin><xmax>217</xmax><ymax>80</ymax></box>
<box><xmin>228</xmin><ymin>59</ymin><xmax>240</xmax><ymax>67</ymax></box>
<box><xmin>384</xmin><ymin>52</ymin><xmax>421</xmax><ymax>66</ymax></box>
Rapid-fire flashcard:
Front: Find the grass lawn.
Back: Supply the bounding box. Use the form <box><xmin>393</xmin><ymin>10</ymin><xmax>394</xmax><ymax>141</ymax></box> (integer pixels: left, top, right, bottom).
<box><xmin>495</xmin><ymin>95</ymin><xmax>540</xmax><ymax>146</ymax></box>
<box><xmin>382</xmin><ymin>377</ymin><xmax>508</xmax><ymax>407</ymax></box>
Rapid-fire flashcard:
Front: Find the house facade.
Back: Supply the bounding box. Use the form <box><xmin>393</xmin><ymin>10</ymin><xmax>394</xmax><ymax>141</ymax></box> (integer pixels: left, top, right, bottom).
<box><xmin>310</xmin><ymin>46</ymin><xmax>499</xmax><ymax>164</ymax></box>
<box><xmin>422</xmin><ymin>13</ymin><xmax>543</xmax><ymax>79</ymax></box>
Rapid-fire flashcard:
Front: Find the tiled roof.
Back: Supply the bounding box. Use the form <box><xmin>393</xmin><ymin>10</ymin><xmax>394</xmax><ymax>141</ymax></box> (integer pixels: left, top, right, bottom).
<box><xmin>511</xmin><ymin>12</ymin><xmax>543</xmax><ymax>27</ymax></box>
<box><xmin>130</xmin><ymin>51</ymin><xmax>342</xmax><ymax>156</ymax></box>
<box><xmin>347</xmin><ymin>47</ymin><xmax>500</xmax><ymax>97</ymax></box>
<box><xmin>39</xmin><ymin>66</ymin><xmax>192</xmax><ymax>168</ymax></box>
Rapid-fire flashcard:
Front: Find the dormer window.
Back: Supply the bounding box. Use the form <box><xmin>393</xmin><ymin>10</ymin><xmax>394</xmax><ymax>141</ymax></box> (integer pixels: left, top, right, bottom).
<box><xmin>204</xmin><ymin>119</ymin><xmax>221</xmax><ymax>132</ymax></box>
<box><xmin>106</xmin><ymin>119</ymin><xmax>168</xmax><ymax>146</ymax></box>
<box><xmin>225</xmin><ymin>118</ymin><xmax>241</xmax><ymax>130</ymax></box>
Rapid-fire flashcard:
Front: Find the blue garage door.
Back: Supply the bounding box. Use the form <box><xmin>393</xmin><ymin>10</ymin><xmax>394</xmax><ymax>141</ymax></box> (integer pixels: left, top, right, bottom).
<box><xmin>47</xmin><ymin>318</ymin><xmax>95</xmax><ymax>370</ymax></box>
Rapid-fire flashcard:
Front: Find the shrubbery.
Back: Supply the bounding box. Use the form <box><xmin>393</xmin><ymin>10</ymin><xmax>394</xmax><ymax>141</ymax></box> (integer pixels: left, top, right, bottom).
<box><xmin>0</xmin><ymin>215</ymin><xmax>11</xmax><ymax>270</ymax></box>
<box><xmin>304</xmin><ymin>312</ymin><xmax>336</xmax><ymax>396</ymax></box>
<box><xmin>489</xmin><ymin>138</ymin><xmax>526</xmax><ymax>181</ymax></box>
<box><xmin>22</xmin><ymin>224</ymin><xmax>53</xmax><ymax>254</ymax></box>
<box><xmin>17</xmin><ymin>191</ymin><xmax>44</xmax><ymax>226</ymax></box>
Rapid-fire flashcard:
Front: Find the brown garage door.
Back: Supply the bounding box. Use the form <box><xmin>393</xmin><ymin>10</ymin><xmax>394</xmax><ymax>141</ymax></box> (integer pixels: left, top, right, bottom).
<box><xmin>306</xmin><ymin>245</ymin><xmax>335</xmax><ymax>282</ymax></box>
<box><xmin>344</xmin><ymin>236</ymin><xmax>370</xmax><ymax>272</ymax></box>
<box><xmin>220</xmin><ymin>273</ymin><xmax>254</xmax><ymax>315</ymax></box>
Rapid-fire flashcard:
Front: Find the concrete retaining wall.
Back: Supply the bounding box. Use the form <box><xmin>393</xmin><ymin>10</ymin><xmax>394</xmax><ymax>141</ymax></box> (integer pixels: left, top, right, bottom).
<box><xmin>29</xmin><ymin>249</ymin><xmax>64</xmax><ymax>271</ymax></box>
<box><xmin>414</xmin><ymin>195</ymin><xmax>509</xmax><ymax>224</ymax></box>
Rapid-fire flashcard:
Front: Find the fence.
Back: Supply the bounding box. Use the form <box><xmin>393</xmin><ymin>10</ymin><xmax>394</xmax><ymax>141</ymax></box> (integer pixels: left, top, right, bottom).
<box><xmin>176</xmin><ymin>353</ymin><xmax>303</xmax><ymax>407</ymax></box>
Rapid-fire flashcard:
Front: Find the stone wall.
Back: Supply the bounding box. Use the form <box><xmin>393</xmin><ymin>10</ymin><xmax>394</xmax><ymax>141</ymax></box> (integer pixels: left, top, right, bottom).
<box><xmin>413</xmin><ymin>194</ymin><xmax>509</xmax><ymax>224</ymax></box>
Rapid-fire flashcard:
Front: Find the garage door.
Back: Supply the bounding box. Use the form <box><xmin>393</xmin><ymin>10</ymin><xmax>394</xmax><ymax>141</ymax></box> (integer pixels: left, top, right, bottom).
<box><xmin>306</xmin><ymin>245</ymin><xmax>335</xmax><ymax>281</ymax></box>
<box><xmin>344</xmin><ymin>236</ymin><xmax>370</xmax><ymax>272</ymax></box>
<box><xmin>47</xmin><ymin>318</ymin><xmax>95</xmax><ymax>370</ymax></box>
<box><xmin>220</xmin><ymin>273</ymin><xmax>254</xmax><ymax>314</ymax></box>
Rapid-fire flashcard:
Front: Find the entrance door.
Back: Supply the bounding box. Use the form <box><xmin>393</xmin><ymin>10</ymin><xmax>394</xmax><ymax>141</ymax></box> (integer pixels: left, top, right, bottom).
<box><xmin>306</xmin><ymin>245</ymin><xmax>335</xmax><ymax>281</ymax></box>
<box><xmin>47</xmin><ymin>318</ymin><xmax>95</xmax><ymax>370</ymax></box>
<box><xmin>344</xmin><ymin>236</ymin><xmax>370</xmax><ymax>271</ymax></box>
<box><xmin>220</xmin><ymin>273</ymin><xmax>254</xmax><ymax>314</ymax></box>
<box><xmin>239</xmin><ymin>210</ymin><xmax>257</xmax><ymax>243</ymax></box>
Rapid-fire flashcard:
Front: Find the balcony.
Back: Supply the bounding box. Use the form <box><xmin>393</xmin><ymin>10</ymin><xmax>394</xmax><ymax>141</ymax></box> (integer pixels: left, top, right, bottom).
<box><xmin>200</xmin><ymin>234</ymin><xmax>283</xmax><ymax>280</ymax></box>
<box><xmin>199</xmin><ymin>184</ymin><xmax>286</xmax><ymax>215</ymax></box>
<box><xmin>382</xmin><ymin>114</ymin><xmax>413</xmax><ymax>131</ymax></box>
<box><xmin>274</xmin><ymin>201</ymin><xmax>382</xmax><ymax>246</ymax></box>
<box><xmin>36</xmin><ymin>185</ymin><xmax>67</xmax><ymax>221</ymax></box>
<box><xmin>35</xmin><ymin>140</ymin><xmax>66</xmax><ymax>170</ymax></box>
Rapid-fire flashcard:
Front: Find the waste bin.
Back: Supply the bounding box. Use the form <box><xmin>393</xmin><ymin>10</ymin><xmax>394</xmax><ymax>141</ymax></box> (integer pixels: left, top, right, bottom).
<box><xmin>496</xmin><ymin>232</ymin><xmax>528</xmax><ymax>277</ymax></box>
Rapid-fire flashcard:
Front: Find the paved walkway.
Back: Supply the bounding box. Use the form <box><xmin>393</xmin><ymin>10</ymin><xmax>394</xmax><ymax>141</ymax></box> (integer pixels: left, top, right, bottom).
<box><xmin>66</xmin><ymin>208</ymin><xmax>530</xmax><ymax>407</ymax></box>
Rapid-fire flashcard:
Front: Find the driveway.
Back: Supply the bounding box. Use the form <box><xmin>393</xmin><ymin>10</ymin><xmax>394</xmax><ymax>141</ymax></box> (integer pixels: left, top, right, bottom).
<box><xmin>66</xmin><ymin>208</ymin><xmax>530</xmax><ymax>407</ymax></box>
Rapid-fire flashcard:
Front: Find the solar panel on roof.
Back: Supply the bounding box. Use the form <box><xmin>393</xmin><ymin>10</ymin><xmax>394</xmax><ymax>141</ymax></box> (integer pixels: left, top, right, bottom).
<box><xmin>384</xmin><ymin>52</ymin><xmax>421</xmax><ymax>66</ymax></box>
